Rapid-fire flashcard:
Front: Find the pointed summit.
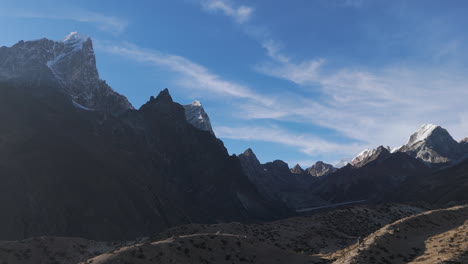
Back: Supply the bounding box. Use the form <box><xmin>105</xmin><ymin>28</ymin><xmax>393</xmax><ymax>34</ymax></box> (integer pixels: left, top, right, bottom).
<box><xmin>290</xmin><ymin>164</ymin><xmax>304</xmax><ymax>174</ymax></box>
<box><xmin>351</xmin><ymin>146</ymin><xmax>391</xmax><ymax>168</ymax></box>
<box><xmin>306</xmin><ymin>161</ymin><xmax>336</xmax><ymax>177</ymax></box>
<box><xmin>243</xmin><ymin>148</ymin><xmax>256</xmax><ymax>157</ymax></box>
<box><xmin>155</xmin><ymin>88</ymin><xmax>173</xmax><ymax>103</ymax></box>
<box><xmin>407</xmin><ymin>124</ymin><xmax>440</xmax><ymax>146</ymax></box>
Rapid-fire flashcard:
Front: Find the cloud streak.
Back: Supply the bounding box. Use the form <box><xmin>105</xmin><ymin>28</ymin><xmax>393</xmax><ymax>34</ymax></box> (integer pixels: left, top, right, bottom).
<box><xmin>200</xmin><ymin>0</ymin><xmax>254</xmax><ymax>24</ymax></box>
<box><xmin>194</xmin><ymin>0</ymin><xmax>468</xmax><ymax>162</ymax></box>
<box><xmin>100</xmin><ymin>43</ymin><xmax>271</xmax><ymax>105</ymax></box>
<box><xmin>216</xmin><ymin>125</ymin><xmax>366</xmax><ymax>156</ymax></box>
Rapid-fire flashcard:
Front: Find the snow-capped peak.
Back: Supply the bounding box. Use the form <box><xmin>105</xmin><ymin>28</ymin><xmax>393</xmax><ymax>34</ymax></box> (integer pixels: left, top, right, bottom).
<box><xmin>350</xmin><ymin>146</ymin><xmax>391</xmax><ymax>166</ymax></box>
<box><xmin>391</xmin><ymin>145</ymin><xmax>404</xmax><ymax>153</ymax></box>
<box><xmin>350</xmin><ymin>149</ymin><xmax>374</xmax><ymax>165</ymax></box>
<box><xmin>191</xmin><ymin>100</ymin><xmax>202</xmax><ymax>107</ymax></box>
<box><xmin>409</xmin><ymin>124</ymin><xmax>439</xmax><ymax>145</ymax></box>
<box><xmin>62</xmin><ymin>32</ymin><xmax>90</xmax><ymax>49</ymax></box>
<box><xmin>183</xmin><ymin>100</ymin><xmax>214</xmax><ymax>135</ymax></box>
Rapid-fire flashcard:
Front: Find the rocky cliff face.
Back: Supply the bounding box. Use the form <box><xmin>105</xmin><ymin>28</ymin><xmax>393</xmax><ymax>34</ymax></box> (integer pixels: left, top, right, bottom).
<box><xmin>0</xmin><ymin>32</ymin><xmax>133</xmax><ymax>113</ymax></box>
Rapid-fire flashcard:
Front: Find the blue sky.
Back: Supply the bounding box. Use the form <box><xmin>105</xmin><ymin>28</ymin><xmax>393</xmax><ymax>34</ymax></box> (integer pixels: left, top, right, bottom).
<box><xmin>2</xmin><ymin>0</ymin><xmax>468</xmax><ymax>167</ymax></box>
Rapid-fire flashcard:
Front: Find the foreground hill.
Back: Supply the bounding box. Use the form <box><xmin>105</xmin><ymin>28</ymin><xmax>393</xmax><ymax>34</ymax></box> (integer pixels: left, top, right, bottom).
<box><xmin>333</xmin><ymin>205</ymin><xmax>468</xmax><ymax>264</ymax></box>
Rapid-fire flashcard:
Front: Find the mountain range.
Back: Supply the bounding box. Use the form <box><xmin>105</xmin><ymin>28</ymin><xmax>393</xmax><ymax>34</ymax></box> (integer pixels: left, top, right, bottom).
<box><xmin>0</xmin><ymin>33</ymin><xmax>466</xmax><ymax>244</ymax></box>
<box><xmin>0</xmin><ymin>33</ymin><xmax>285</xmax><ymax>240</ymax></box>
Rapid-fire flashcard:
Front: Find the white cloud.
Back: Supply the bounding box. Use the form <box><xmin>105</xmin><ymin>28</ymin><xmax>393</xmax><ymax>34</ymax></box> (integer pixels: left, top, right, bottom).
<box><xmin>200</xmin><ymin>0</ymin><xmax>254</xmax><ymax>24</ymax></box>
<box><xmin>100</xmin><ymin>42</ymin><xmax>272</xmax><ymax>105</ymax></box>
<box><xmin>11</xmin><ymin>8</ymin><xmax>128</xmax><ymax>35</ymax></box>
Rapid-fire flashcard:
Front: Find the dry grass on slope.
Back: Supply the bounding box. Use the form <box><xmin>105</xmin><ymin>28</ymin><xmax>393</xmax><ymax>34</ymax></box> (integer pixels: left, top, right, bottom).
<box><xmin>0</xmin><ymin>237</ymin><xmax>129</xmax><ymax>264</ymax></box>
<box><xmin>332</xmin><ymin>205</ymin><xmax>468</xmax><ymax>264</ymax></box>
<box><xmin>80</xmin><ymin>233</ymin><xmax>319</xmax><ymax>264</ymax></box>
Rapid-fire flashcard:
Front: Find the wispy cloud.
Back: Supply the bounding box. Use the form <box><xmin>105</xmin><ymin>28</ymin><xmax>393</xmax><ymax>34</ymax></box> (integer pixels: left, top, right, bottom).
<box><xmin>239</xmin><ymin>65</ymin><xmax>468</xmax><ymax>148</ymax></box>
<box><xmin>100</xmin><ymin>42</ymin><xmax>271</xmax><ymax>105</ymax></box>
<box><xmin>200</xmin><ymin>0</ymin><xmax>254</xmax><ymax>24</ymax></box>
<box><xmin>194</xmin><ymin>0</ymin><xmax>468</xmax><ymax>161</ymax></box>
<box><xmin>216</xmin><ymin>125</ymin><xmax>366</xmax><ymax>156</ymax></box>
<box><xmin>10</xmin><ymin>8</ymin><xmax>128</xmax><ymax>35</ymax></box>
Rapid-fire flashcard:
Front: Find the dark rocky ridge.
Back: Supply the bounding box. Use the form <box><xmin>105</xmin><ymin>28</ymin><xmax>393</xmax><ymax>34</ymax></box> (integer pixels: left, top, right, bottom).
<box><xmin>0</xmin><ymin>82</ymin><xmax>282</xmax><ymax>241</ymax></box>
<box><xmin>312</xmin><ymin>151</ymin><xmax>432</xmax><ymax>203</ymax></box>
<box><xmin>238</xmin><ymin>149</ymin><xmax>326</xmax><ymax>209</ymax></box>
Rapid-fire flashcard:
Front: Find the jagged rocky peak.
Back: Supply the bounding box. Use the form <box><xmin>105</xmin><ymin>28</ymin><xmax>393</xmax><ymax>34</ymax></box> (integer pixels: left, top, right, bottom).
<box><xmin>154</xmin><ymin>88</ymin><xmax>173</xmax><ymax>103</ymax></box>
<box><xmin>183</xmin><ymin>99</ymin><xmax>214</xmax><ymax>135</ymax></box>
<box><xmin>0</xmin><ymin>32</ymin><xmax>133</xmax><ymax>113</ymax></box>
<box><xmin>243</xmin><ymin>148</ymin><xmax>256</xmax><ymax>157</ymax></box>
<box><xmin>290</xmin><ymin>164</ymin><xmax>304</xmax><ymax>174</ymax></box>
<box><xmin>239</xmin><ymin>148</ymin><xmax>261</xmax><ymax>165</ymax></box>
<box><xmin>139</xmin><ymin>89</ymin><xmax>183</xmax><ymax>119</ymax></box>
<box><xmin>351</xmin><ymin>146</ymin><xmax>391</xmax><ymax>168</ymax></box>
<box><xmin>306</xmin><ymin>161</ymin><xmax>337</xmax><ymax>177</ymax></box>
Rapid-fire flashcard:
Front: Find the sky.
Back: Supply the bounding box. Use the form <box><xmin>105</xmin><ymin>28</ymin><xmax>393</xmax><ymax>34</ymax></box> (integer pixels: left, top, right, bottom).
<box><xmin>1</xmin><ymin>0</ymin><xmax>468</xmax><ymax>167</ymax></box>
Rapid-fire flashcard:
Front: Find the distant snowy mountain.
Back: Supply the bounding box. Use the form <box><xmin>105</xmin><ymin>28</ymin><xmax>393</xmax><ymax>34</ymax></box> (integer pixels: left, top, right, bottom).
<box><xmin>350</xmin><ymin>146</ymin><xmax>391</xmax><ymax>168</ymax></box>
<box><xmin>183</xmin><ymin>100</ymin><xmax>214</xmax><ymax>135</ymax></box>
<box><xmin>0</xmin><ymin>32</ymin><xmax>133</xmax><ymax>113</ymax></box>
<box><xmin>349</xmin><ymin>124</ymin><xmax>468</xmax><ymax>167</ymax></box>
<box><xmin>396</xmin><ymin>124</ymin><xmax>466</xmax><ymax>166</ymax></box>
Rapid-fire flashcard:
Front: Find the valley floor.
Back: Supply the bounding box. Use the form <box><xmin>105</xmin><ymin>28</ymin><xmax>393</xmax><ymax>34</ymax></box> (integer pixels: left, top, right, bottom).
<box><xmin>0</xmin><ymin>203</ymin><xmax>466</xmax><ymax>264</ymax></box>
